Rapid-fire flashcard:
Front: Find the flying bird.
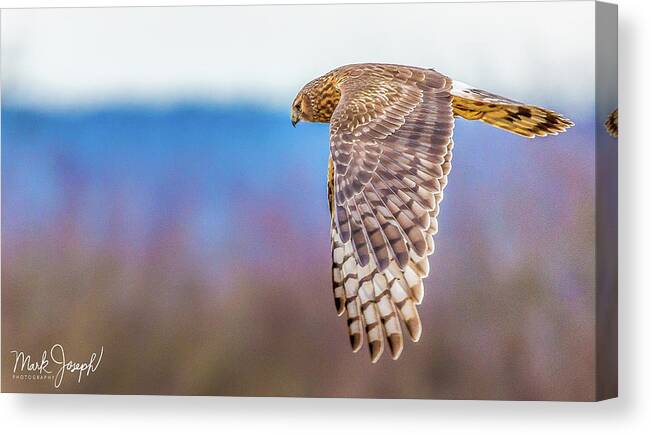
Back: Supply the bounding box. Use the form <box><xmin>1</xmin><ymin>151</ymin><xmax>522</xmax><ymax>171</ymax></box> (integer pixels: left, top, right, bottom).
<box><xmin>290</xmin><ymin>63</ymin><xmax>573</xmax><ymax>362</ymax></box>
<box><xmin>605</xmin><ymin>108</ymin><xmax>618</xmax><ymax>137</ymax></box>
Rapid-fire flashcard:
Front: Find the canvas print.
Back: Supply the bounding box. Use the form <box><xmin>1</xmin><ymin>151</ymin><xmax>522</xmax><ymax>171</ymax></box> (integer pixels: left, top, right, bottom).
<box><xmin>1</xmin><ymin>1</ymin><xmax>618</xmax><ymax>400</ymax></box>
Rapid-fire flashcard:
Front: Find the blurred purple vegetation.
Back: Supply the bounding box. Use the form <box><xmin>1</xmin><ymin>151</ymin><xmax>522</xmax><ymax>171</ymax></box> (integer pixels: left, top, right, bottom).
<box><xmin>2</xmin><ymin>105</ymin><xmax>604</xmax><ymax>399</ymax></box>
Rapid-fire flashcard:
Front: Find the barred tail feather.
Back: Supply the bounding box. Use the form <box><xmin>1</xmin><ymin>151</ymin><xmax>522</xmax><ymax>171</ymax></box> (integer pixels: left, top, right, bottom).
<box><xmin>451</xmin><ymin>81</ymin><xmax>573</xmax><ymax>138</ymax></box>
<box><xmin>605</xmin><ymin>108</ymin><xmax>618</xmax><ymax>137</ymax></box>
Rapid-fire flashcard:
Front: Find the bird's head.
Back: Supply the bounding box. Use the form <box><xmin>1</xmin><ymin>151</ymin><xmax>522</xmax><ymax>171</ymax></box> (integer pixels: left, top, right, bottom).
<box><xmin>290</xmin><ymin>88</ymin><xmax>313</xmax><ymax>127</ymax></box>
<box><xmin>291</xmin><ymin>75</ymin><xmax>340</xmax><ymax>126</ymax></box>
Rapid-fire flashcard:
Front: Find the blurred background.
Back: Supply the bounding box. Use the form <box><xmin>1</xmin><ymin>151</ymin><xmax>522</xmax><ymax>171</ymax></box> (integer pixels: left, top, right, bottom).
<box><xmin>1</xmin><ymin>3</ymin><xmax>615</xmax><ymax>400</ymax></box>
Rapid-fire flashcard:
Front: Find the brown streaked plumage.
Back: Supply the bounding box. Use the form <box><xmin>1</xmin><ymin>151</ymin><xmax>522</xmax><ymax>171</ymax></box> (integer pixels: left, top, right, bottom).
<box><xmin>291</xmin><ymin>63</ymin><xmax>573</xmax><ymax>363</ymax></box>
<box><xmin>605</xmin><ymin>108</ymin><xmax>618</xmax><ymax>137</ymax></box>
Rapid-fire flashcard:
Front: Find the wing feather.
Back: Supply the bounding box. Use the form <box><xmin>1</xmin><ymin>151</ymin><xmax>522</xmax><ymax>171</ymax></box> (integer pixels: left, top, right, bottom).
<box><xmin>322</xmin><ymin>66</ymin><xmax>571</xmax><ymax>362</ymax></box>
<box><xmin>328</xmin><ymin>64</ymin><xmax>454</xmax><ymax>362</ymax></box>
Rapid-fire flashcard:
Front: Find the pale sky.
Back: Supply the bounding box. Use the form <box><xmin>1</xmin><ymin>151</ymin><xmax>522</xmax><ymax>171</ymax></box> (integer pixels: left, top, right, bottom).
<box><xmin>1</xmin><ymin>2</ymin><xmax>595</xmax><ymax>109</ymax></box>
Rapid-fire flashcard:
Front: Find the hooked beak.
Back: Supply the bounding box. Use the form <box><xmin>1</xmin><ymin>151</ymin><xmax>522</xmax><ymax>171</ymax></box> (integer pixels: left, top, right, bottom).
<box><xmin>291</xmin><ymin>114</ymin><xmax>300</xmax><ymax>128</ymax></box>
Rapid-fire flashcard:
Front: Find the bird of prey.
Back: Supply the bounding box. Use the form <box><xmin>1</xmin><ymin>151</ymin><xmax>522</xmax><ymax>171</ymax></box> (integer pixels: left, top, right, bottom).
<box><xmin>290</xmin><ymin>63</ymin><xmax>573</xmax><ymax>363</ymax></box>
<box><xmin>605</xmin><ymin>108</ymin><xmax>618</xmax><ymax>137</ymax></box>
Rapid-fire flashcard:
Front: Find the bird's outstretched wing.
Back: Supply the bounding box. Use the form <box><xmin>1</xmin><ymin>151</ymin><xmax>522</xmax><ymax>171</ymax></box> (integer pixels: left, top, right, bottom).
<box><xmin>328</xmin><ymin>64</ymin><xmax>454</xmax><ymax>362</ymax></box>
<box><xmin>605</xmin><ymin>108</ymin><xmax>618</xmax><ymax>137</ymax></box>
<box><xmin>451</xmin><ymin>81</ymin><xmax>573</xmax><ymax>138</ymax></box>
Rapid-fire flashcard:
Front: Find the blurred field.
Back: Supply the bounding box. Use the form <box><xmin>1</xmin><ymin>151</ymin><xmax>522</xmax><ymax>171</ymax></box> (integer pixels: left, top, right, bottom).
<box><xmin>2</xmin><ymin>105</ymin><xmax>600</xmax><ymax>400</ymax></box>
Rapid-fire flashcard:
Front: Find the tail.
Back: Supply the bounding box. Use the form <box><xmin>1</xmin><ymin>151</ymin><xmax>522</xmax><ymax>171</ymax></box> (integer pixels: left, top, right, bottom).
<box><xmin>605</xmin><ymin>108</ymin><xmax>618</xmax><ymax>138</ymax></box>
<box><xmin>451</xmin><ymin>81</ymin><xmax>573</xmax><ymax>138</ymax></box>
